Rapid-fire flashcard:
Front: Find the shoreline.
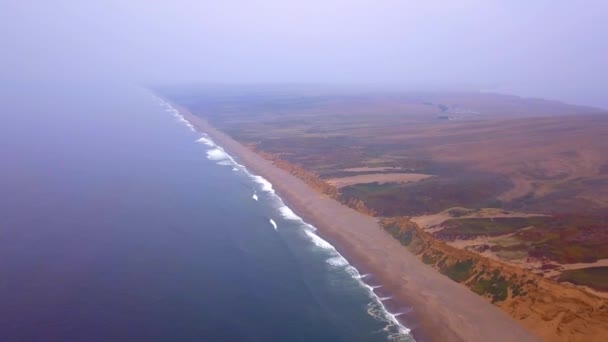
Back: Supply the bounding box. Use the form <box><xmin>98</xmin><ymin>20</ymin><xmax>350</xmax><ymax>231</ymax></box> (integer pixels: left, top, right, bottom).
<box><xmin>175</xmin><ymin>105</ymin><xmax>540</xmax><ymax>342</ymax></box>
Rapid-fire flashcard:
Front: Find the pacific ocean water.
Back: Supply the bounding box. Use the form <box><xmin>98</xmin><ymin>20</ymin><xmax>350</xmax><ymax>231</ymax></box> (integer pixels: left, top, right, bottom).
<box><xmin>0</xmin><ymin>84</ymin><xmax>414</xmax><ymax>341</ymax></box>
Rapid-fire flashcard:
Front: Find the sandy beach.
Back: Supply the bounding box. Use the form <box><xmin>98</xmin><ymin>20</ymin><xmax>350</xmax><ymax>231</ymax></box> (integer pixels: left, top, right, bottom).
<box><xmin>182</xmin><ymin>110</ymin><xmax>541</xmax><ymax>342</ymax></box>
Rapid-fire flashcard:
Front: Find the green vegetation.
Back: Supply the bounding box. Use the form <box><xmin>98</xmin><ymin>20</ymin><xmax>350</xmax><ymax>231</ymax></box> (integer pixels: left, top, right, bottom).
<box><xmin>469</xmin><ymin>270</ymin><xmax>512</xmax><ymax>303</ymax></box>
<box><xmin>322</xmin><ymin>168</ymin><xmax>425</xmax><ymax>179</ymax></box>
<box><xmin>440</xmin><ymin>259</ymin><xmax>475</xmax><ymax>282</ymax></box>
<box><xmin>341</xmin><ymin>175</ymin><xmax>511</xmax><ymax>216</ymax></box>
<box><xmin>558</xmin><ymin>267</ymin><xmax>608</xmax><ymax>291</ymax></box>
<box><xmin>168</xmin><ymin>86</ymin><xmax>608</xmax><ymax>307</ymax></box>
<box><xmin>383</xmin><ymin>222</ymin><xmax>414</xmax><ymax>246</ymax></box>
<box><xmin>447</xmin><ymin>207</ymin><xmax>476</xmax><ymax>217</ymax></box>
<box><xmin>437</xmin><ymin>217</ymin><xmax>546</xmax><ymax>239</ymax></box>
<box><xmin>511</xmin><ymin>283</ymin><xmax>524</xmax><ymax>297</ymax></box>
<box><xmin>516</xmin><ymin>214</ymin><xmax>608</xmax><ymax>263</ymax></box>
<box><xmin>422</xmin><ymin>253</ymin><xmax>440</xmax><ymax>265</ymax></box>
<box><xmin>433</xmin><ymin>214</ymin><xmax>608</xmax><ymax>265</ymax></box>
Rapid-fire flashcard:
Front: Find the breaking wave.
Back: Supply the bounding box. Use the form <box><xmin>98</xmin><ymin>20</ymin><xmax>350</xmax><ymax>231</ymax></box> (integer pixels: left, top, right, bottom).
<box><xmin>326</xmin><ymin>256</ymin><xmax>350</xmax><ymax>268</ymax></box>
<box><xmin>206</xmin><ymin>148</ymin><xmax>230</xmax><ymax>161</ymax></box>
<box><xmin>279</xmin><ymin>205</ymin><xmax>303</xmax><ymax>221</ymax></box>
<box><xmin>196</xmin><ymin>136</ymin><xmax>215</xmax><ymax>147</ymax></box>
<box><xmin>251</xmin><ymin>175</ymin><xmax>275</xmax><ymax>194</ymax></box>
<box><xmin>302</xmin><ymin>228</ymin><xmax>413</xmax><ymax>340</ymax></box>
<box><xmin>159</xmin><ymin>100</ymin><xmax>195</xmax><ymax>132</ymax></box>
<box><xmin>157</xmin><ymin>96</ymin><xmax>413</xmax><ymax>341</ymax></box>
<box><xmin>303</xmin><ymin>229</ymin><xmax>334</xmax><ymax>250</ymax></box>
<box><xmin>269</xmin><ymin>219</ymin><xmax>278</xmax><ymax>230</ymax></box>
<box><xmin>157</xmin><ymin>99</ymin><xmax>244</xmax><ymax>170</ymax></box>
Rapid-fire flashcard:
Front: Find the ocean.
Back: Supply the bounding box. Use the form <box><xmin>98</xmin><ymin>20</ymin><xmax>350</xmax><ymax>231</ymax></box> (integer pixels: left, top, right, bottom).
<box><xmin>0</xmin><ymin>84</ymin><xmax>414</xmax><ymax>341</ymax></box>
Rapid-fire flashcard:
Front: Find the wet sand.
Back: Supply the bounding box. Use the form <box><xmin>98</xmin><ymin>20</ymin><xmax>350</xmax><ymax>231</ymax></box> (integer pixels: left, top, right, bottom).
<box><xmin>182</xmin><ymin>110</ymin><xmax>541</xmax><ymax>342</ymax></box>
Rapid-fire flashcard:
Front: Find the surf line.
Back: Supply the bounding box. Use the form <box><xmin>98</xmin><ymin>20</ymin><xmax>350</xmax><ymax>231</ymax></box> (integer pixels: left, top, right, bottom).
<box><xmin>157</xmin><ymin>96</ymin><xmax>413</xmax><ymax>339</ymax></box>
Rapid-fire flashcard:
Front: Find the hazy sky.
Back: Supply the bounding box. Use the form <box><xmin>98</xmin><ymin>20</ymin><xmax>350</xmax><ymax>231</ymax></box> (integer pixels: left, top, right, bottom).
<box><xmin>2</xmin><ymin>0</ymin><xmax>607</xmax><ymax>107</ymax></box>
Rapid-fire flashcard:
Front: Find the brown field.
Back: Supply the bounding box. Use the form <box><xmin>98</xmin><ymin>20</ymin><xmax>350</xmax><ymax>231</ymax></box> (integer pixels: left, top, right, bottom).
<box><xmin>162</xmin><ymin>84</ymin><xmax>608</xmax><ymax>334</ymax></box>
<box><xmin>326</xmin><ymin>173</ymin><xmax>432</xmax><ymax>188</ymax></box>
<box><xmin>163</xmin><ymin>86</ymin><xmax>607</xmax><ymax>215</ymax></box>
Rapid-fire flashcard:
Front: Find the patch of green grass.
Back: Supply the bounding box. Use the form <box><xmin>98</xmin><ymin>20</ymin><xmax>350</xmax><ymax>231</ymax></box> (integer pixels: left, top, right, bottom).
<box><xmin>383</xmin><ymin>223</ymin><xmax>414</xmax><ymax>246</ymax></box>
<box><xmin>422</xmin><ymin>253</ymin><xmax>439</xmax><ymax>265</ymax></box>
<box><xmin>469</xmin><ymin>270</ymin><xmax>512</xmax><ymax>303</ymax></box>
<box><xmin>511</xmin><ymin>283</ymin><xmax>523</xmax><ymax>297</ymax></box>
<box><xmin>340</xmin><ymin>174</ymin><xmax>511</xmax><ymax>216</ymax></box>
<box><xmin>447</xmin><ymin>207</ymin><xmax>476</xmax><ymax>217</ymax></box>
<box><xmin>440</xmin><ymin>259</ymin><xmax>475</xmax><ymax>282</ymax></box>
<box><xmin>518</xmin><ymin>214</ymin><xmax>608</xmax><ymax>263</ymax></box>
<box><xmin>437</xmin><ymin>217</ymin><xmax>547</xmax><ymax>240</ymax></box>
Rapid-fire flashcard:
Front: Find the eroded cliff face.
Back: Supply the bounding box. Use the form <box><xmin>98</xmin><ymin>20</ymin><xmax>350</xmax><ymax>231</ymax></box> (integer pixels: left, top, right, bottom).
<box><xmin>254</xmin><ymin>149</ymin><xmax>339</xmax><ymax>198</ymax></box>
<box><xmin>252</xmin><ymin>148</ymin><xmax>378</xmax><ymax>215</ymax></box>
<box><xmin>381</xmin><ymin>217</ymin><xmax>608</xmax><ymax>342</ymax></box>
<box><xmin>251</xmin><ymin>148</ymin><xmax>608</xmax><ymax>341</ymax></box>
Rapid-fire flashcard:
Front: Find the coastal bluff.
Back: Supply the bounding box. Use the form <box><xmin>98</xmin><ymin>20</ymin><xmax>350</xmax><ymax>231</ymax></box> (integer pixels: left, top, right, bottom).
<box><xmin>182</xmin><ymin>109</ymin><xmax>540</xmax><ymax>342</ymax></box>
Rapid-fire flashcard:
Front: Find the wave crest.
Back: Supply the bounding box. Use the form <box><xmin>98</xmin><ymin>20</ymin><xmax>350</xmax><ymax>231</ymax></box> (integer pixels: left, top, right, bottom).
<box><xmin>206</xmin><ymin>148</ymin><xmax>230</xmax><ymax>161</ymax></box>
<box><xmin>196</xmin><ymin>136</ymin><xmax>215</xmax><ymax>147</ymax></box>
<box><xmin>304</xmin><ymin>230</ymin><xmax>334</xmax><ymax>250</ymax></box>
<box><xmin>251</xmin><ymin>175</ymin><xmax>275</xmax><ymax>193</ymax></box>
<box><xmin>326</xmin><ymin>256</ymin><xmax>349</xmax><ymax>268</ymax></box>
<box><xmin>269</xmin><ymin>219</ymin><xmax>278</xmax><ymax>230</ymax></box>
<box><xmin>279</xmin><ymin>206</ymin><xmax>302</xmax><ymax>221</ymax></box>
<box><xmin>157</xmin><ymin>95</ymin><xmax>413</xmax><ymax>341</ymax></box>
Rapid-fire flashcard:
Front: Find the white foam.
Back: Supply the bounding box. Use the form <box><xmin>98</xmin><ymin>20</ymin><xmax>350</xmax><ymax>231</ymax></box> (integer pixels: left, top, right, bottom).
<box><xmin>196</xmin><ymin>136</ymin><xmax>215</xmax><ymax>147</ymax></box>
<box><xmin>198</xmin><ymin>138</ymin><xmax>242</xmax><ymax>168</ymax></box>
<box><xmin>303</xmin><ymin>223</ymin><xmax>317</xmax><ymax>231</ymax></box>
<box><xmin>395</xmin><ymin>307</ymin><xmax>412</xmax><ymax>316</ymax></box>
<box><xmin>304</xmin><ymin>230</ymin><xmax>334</xmax><ymax>250</ymax></box>
<box><xmin>157</xmin><ymin>99</ymin><xmax>195</xmax><ymax>132</ymax></box>
<box><xmin>269</xmin><ymin>219</ymin><xmax>278</xmax><ymax>230</ymax></box>
<box><xmin>154</xmin><ymin>97</ymin><xmax>250</xmax><ymax>171</ymax></box>
<box><xmin>345</xmin><ymin>265</ymin><xmax>412</xmax><ymax>338</ymax></box>
<box><xmin>278</xmin><ymin>205</ymin><xmax>302</xmax><ymax>221</ymax></box>
<box><xmin>154</xmin><ymin>94</ymin><xmax>412</xmax><ymax>340</ymax></box>
<box><xmin>174</xmin><ymin>113</ymin><xmax>195</xmax><ymax>132</ymax></box>
<box><xmin>252</xmin><ymin>193</ymin><xmax>258</xmax><ymax>201</ymax></box>
<box><xmin>366</xmin><ymin>301</ymin><xmax>412</xmax><ymax>341</ymax></box>
<box><xmin>345</xmin><ymin>266</ymin><xmax>361</xmax><ymax>279</ymax></box>
<box><xmin>326</xmin><ymin>256</ymin><xmax>349</xmax><ymax>268</ymax></box>
<box><xmin>206</xmin><ymin>148</ymin><xmax>228</xmax><ymax>161</ymax></box>
<box><xmin>251</xmin><ymin>175</ymin><xmax>275</xmax><ymax>194</ymax></box>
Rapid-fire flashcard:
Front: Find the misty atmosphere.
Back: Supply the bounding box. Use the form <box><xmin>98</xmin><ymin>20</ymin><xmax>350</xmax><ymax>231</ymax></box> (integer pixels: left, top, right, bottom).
<box><xmin>3</xmin><ymin>1</ymin><xmax>607</xmax><ymax>107</ymax></box>
<box><xmin>1</xmin><ymin>1</ymin><xmax>608</xmax><ymax>342</ymax></box>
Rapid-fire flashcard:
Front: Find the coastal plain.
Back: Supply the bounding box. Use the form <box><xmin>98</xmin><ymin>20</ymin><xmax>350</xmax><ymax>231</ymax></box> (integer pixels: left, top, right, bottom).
<box><xmin>163</xmin><ymin>85</ymin><xmax>608</xmax><ymax>341</ymax></box>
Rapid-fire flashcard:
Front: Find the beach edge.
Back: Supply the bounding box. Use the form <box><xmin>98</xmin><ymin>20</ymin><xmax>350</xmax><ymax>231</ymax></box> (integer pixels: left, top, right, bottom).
<box><xmin>172</xmin><ymin>103</ymin><xmax>540</xmax><ymax>342</ymax></box>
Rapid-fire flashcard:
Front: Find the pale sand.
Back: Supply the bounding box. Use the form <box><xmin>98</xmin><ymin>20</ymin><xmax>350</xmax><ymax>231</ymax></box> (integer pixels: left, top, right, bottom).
<box><xmin>182</xmin><ymin>110</ymin><xmax>540</xmax><ymax>342</ymax></box>
<box><xmin>412</xmin><ymin>207</ymin><xmax>548</xmax><ymax>229</ymax></box>
<box><xmin>342</xmin><ymin>167</ymin><xmax>404</xmax><ymax>172</ymax></box>
<box><xmin>561</xmin><ymin>258</ymin><xmax>608</xmax><ymax>271</ymax></box>
<box><xmin>327</xmin><ymin>173</ymin><xmax>432</xmax><ymax>188</ymax></box>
